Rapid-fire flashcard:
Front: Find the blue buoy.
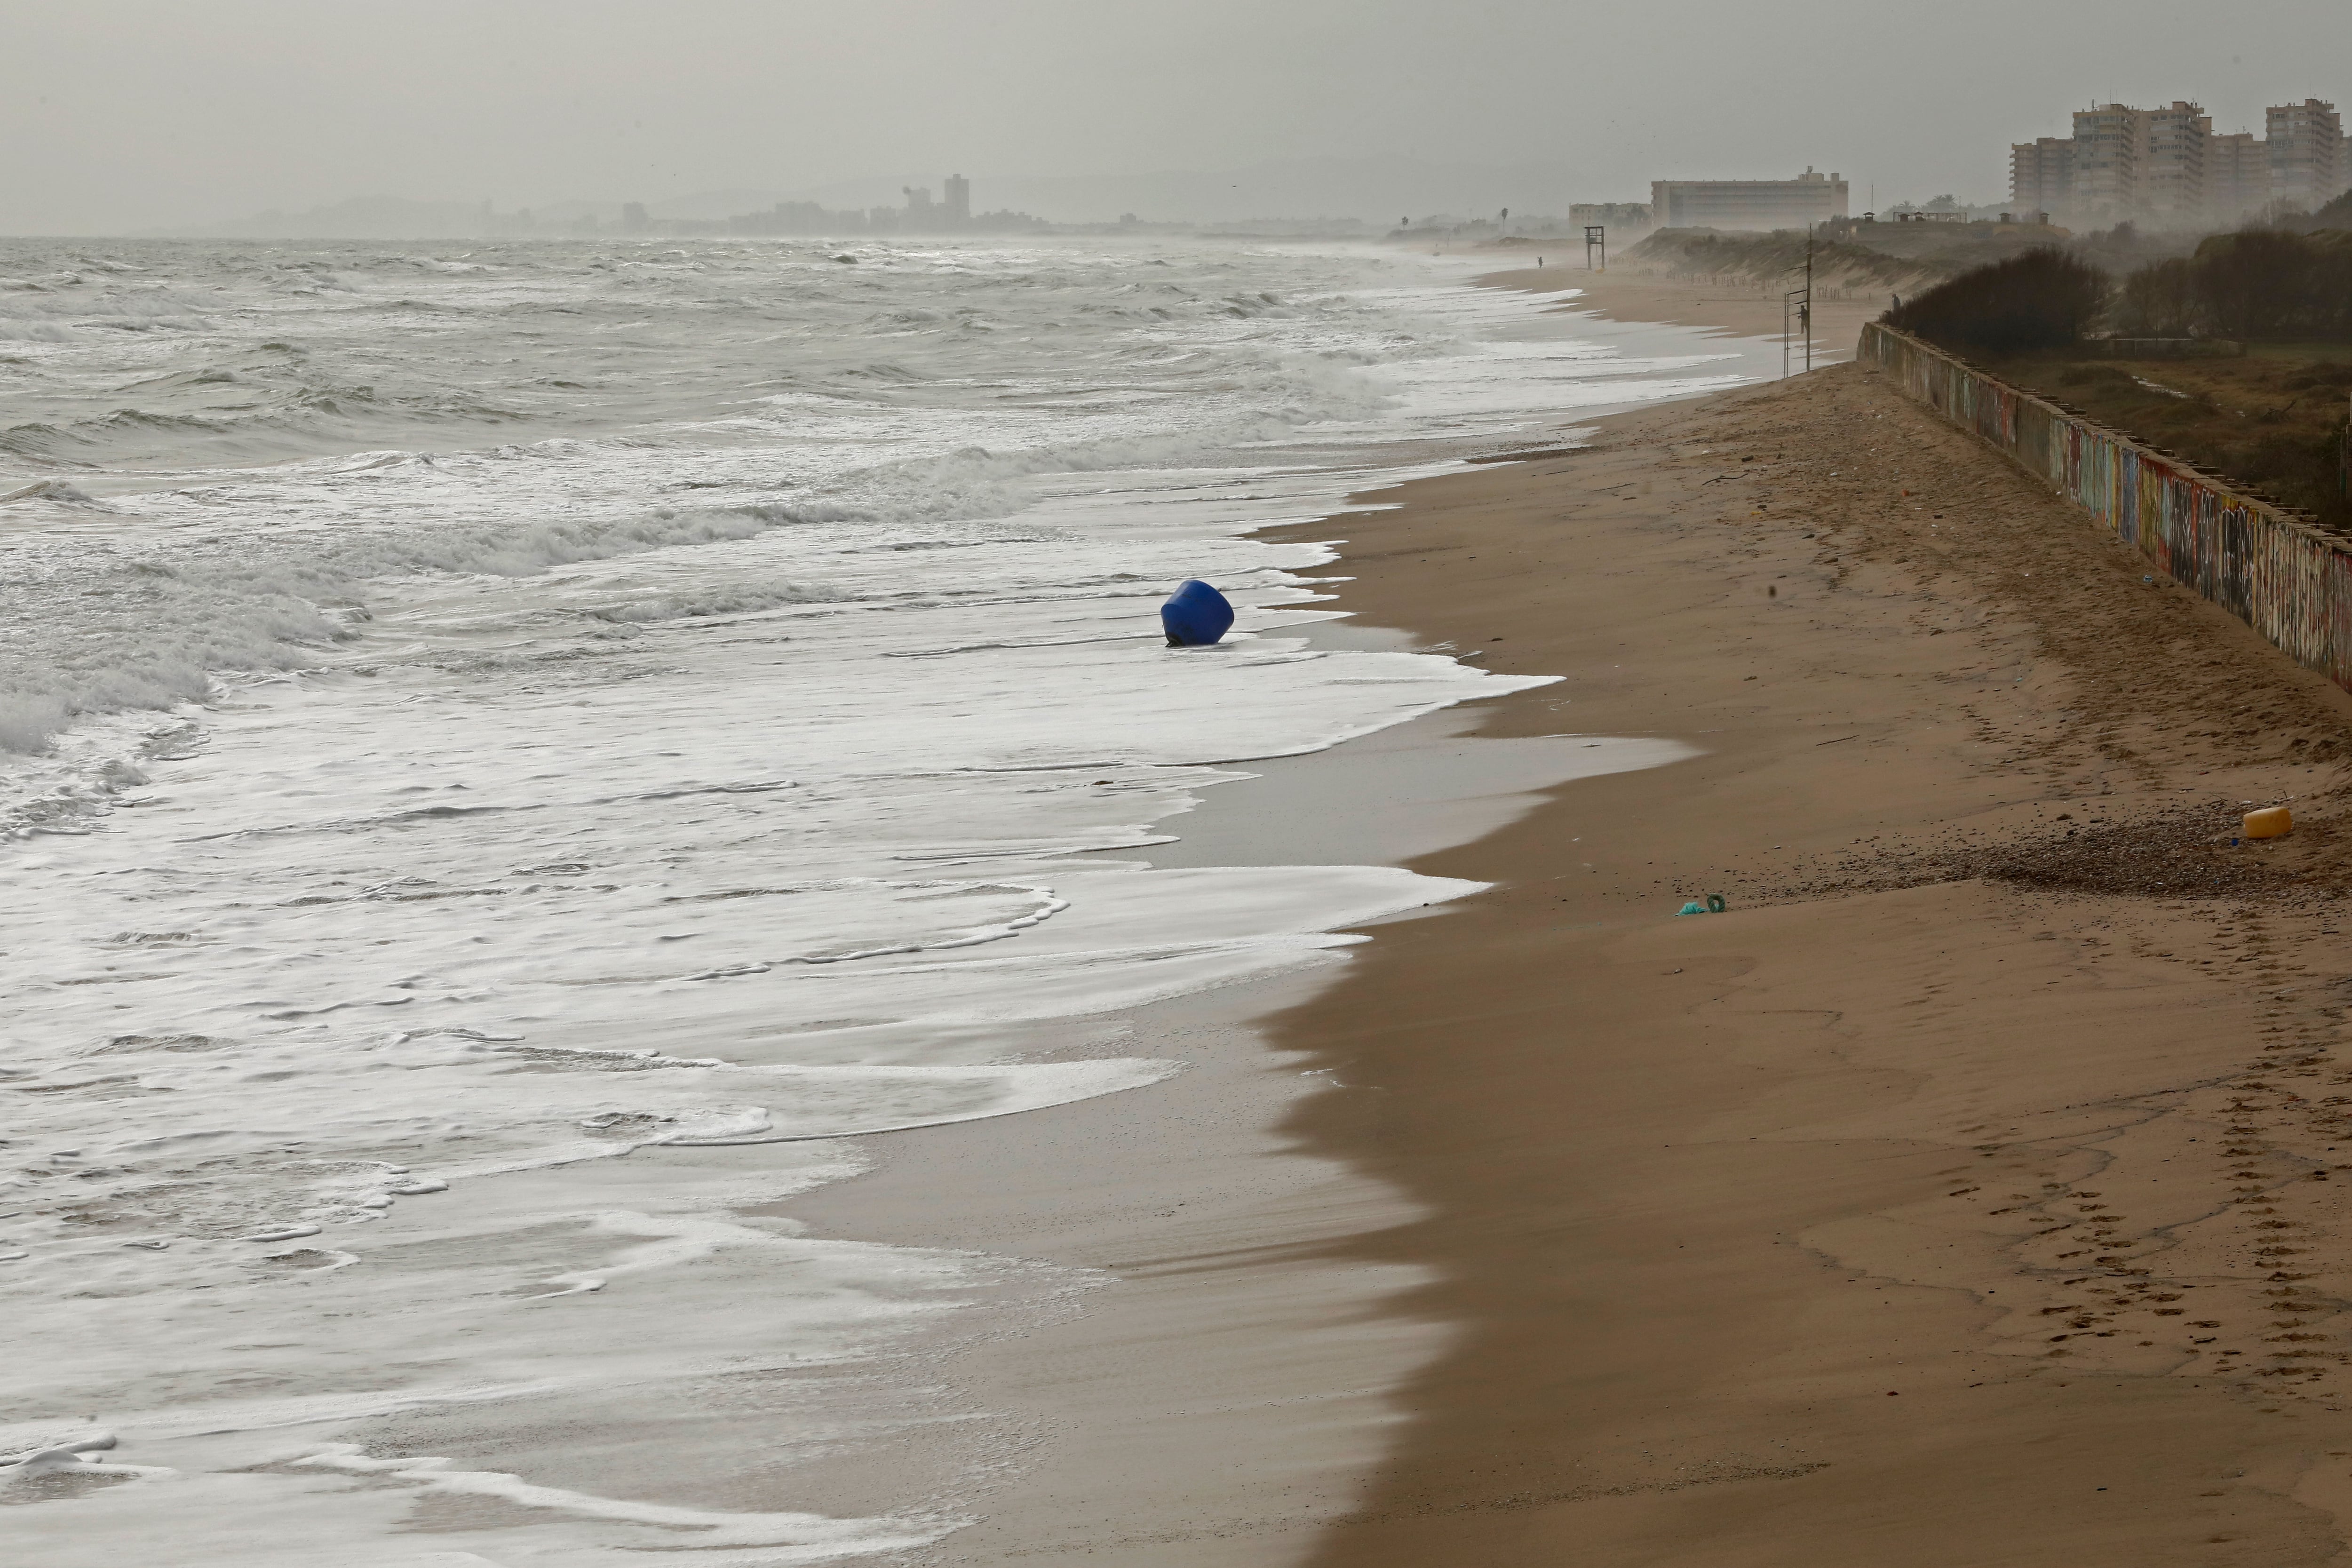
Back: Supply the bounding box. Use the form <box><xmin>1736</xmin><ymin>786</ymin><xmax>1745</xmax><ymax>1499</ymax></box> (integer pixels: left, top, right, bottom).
<box><xmin>1160</xmin><ymin>579</ymin><xmax>1235</xmax><ymax>647</ymax></box>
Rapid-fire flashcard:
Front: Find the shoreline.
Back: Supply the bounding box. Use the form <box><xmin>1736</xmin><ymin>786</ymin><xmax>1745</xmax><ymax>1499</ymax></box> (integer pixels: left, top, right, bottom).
<box><xmin>789</xmin><ymin>669</ymin><xmax>1690</xmax><ymax>1562</ymax></box>
<box><xmin>1483</xmin><ymin>261</ymin><xmax>1886</xmax><ymax>355</ymax></box>
<box><xmin>7</xmin><ymin>254</ymin><xmax>1814</xmax><ymax>1568</ymax></box>
<box><xmin>768</xmin><ymin>294</ymin><xmax>1803</xmax><ymax>1561</ymax></box>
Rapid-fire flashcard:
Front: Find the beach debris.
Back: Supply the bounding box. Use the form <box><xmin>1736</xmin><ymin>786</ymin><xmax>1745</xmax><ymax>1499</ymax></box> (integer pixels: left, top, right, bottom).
<box><xmin>1674</xmin><ymin>895</ymin><xmax>1730</xmax><ymax>916</ymax></box>
<box><xmin>1160</xmin><ymin>578</ymin><xmax>1235</xmax><ymax>647</ymax></box>
<box><xmin>2244</xmin><ymin>806</ymin><xmax>2293</xmax><ymax>840</ymax></box>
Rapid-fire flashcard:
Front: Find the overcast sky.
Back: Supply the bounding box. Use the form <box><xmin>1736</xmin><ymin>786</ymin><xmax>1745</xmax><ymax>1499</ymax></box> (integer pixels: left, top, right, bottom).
<box><xmin>8</xmin><ymin>0</ymin><xmax>2351</xmax><ymax>232</ymax></box>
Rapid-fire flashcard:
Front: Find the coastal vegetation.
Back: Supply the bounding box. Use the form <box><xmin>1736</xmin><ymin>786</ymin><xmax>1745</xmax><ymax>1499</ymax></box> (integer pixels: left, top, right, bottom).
<box><xmin>1617</xmin><ymin>220</ymin><xmax>2351</xmax><ymax>525</ymax></box>
<box><xmin>1872</xmin><ymin>232</ymin><xmax>2352</xmax><ymax>526</ymax></box>
<box><xmin>2114</xmin><ymin>228</ymin><xmax>2352</xmax><ymax>340</ymax></box>
<box><xmin>1618</xmin><ymin>219</ymin><xmax>2193</xmax><ymax>301</ymax></box>
<box><xmin>1619</xmin><ymin>228</ymin><xmax>1944</xmax><ymax>298</ymax></box>
<box><xmin>1984</xmin><ymin>351</ymin><xmax>2352</xmax><ymax>527</ymax></box>
<box><xmin>1882</xmin><ymin>247</ymin><xmax>2110</xmax><ymax>352</ymax></box>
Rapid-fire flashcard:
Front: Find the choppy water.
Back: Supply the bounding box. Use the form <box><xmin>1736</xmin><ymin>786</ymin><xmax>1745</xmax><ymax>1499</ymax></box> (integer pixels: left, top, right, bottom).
<box><xmin>0</xmin><ymin>236</ymin><xmax>1741</xmax><ymax>1561</ymax></box>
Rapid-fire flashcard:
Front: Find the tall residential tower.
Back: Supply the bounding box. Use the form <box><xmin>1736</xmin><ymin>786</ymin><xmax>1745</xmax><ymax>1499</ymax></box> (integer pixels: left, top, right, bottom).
<box><xmin>2267</xmin><ymin>99</ymin><xmax>2348</xmax><ymax>211</ymax></box>
<box><xmin>2010</xmin><ymin>98</ymin><xmax>2350</xmax><ymax>225</ymax></box>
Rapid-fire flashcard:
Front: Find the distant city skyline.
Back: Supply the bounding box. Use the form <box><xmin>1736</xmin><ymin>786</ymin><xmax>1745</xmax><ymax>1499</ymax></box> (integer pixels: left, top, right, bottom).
<box><xmin>2011</xmin><ymin>96</ymin><xmax>2351</xmax><ymax>227</ymax></box>
<box><xmin>8</xmin><ymin>0</ymin><xmax>2351</xmax><ymax>236</ymax></box>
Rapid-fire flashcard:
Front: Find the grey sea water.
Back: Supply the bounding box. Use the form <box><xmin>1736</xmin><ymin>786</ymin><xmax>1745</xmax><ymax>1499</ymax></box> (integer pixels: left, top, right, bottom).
<box><xmin>0</xmin><ymin>236</ymin><xmax>1745</xmax><ymax>1562</ymax></box>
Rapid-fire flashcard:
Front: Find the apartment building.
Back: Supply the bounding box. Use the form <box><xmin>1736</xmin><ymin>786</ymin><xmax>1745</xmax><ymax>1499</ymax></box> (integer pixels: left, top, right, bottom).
<box><xmin>2207</xmin><ymin>132</ymin><xmax>2271</xmax><ymax>222</ymax></box>
<box><xmin>2009</xmin><ymin>136</ymin><xmax>2075</xmax><ymax>220</ymax></box>
<box><xmin>2267</xmin><ymin>98</ymin><xmax>2348</xmax><ymax>210</ymax></box>
<box><xmin>2010</xmin><ymin>98</ymin><xmax>2350</xmax><ymax>226</ymax></box>
<box><xmin>2143</xmin><ymin>101</ymin><xmax>2213</xmax><ymax>223</ymax></box>
<box><xmin>2067</xmin><ymin>103</ymin><xmax>2149</xmax><ymax>225</ymax></box>
<box><xmin>1649</xmin><ymin>169</ymin><xmax>1848</xmax><ymax>231</ymax></box>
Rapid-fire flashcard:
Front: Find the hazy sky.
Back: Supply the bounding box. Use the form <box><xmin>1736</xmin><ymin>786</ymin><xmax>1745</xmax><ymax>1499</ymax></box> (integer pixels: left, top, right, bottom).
<box><xmin>8</xmin><ymin>0</ymin><xmax>2352</xmax><ymax>232</ymax></box>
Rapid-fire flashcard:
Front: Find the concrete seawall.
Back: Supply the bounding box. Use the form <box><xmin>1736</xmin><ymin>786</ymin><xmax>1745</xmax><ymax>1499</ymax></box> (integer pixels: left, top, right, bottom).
<box><xmin>1861</xmin><ymin>321</ymin><xmax>2352</xmax><ymax>692</ymax></box>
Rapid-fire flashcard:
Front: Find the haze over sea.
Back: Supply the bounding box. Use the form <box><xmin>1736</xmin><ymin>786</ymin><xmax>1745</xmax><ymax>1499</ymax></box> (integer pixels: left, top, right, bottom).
<box><xmin>2</xmin><ymin>236</ymin><xmax>1742</xmax><ymax>1562</ymax></box>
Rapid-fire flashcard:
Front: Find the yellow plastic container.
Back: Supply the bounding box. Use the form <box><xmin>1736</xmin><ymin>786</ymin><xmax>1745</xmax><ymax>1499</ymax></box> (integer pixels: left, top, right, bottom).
<box><xmin>2244</xmin><ymin>806</ymin><xmax>2293</xmax><ymax>840</ymax></box>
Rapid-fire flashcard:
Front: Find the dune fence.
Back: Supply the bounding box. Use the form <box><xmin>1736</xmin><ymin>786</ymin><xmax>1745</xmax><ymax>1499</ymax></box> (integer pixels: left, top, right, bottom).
<box><xmin>1859</xmin><ymin>320</ymin><xmax>2352</xmax><ymax>693</ymax></box>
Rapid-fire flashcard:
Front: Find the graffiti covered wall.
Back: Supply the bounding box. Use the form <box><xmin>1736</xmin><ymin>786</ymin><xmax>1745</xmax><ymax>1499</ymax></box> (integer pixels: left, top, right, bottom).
<box><xmin>1861</xmin><ymin>322</ymin><xmax>2352</xmax><ymax>692</ymax></box>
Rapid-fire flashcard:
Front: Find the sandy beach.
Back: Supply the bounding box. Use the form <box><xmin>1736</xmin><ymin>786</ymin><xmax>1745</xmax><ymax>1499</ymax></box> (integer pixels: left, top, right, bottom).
<box><xmin>1510</xmin><ymin>258</ymin><xmax>1886</xmax><ymax>354</ymax></box>
<box><xmin>795</xmin><ymin>269</ymin><xmax>2352</xmax><ymax>1564</ymax></box>
<box><xmin>1269</xmin><ymin>283</ymin><xmax>2352</xmax><ymax>1563</ymax></box>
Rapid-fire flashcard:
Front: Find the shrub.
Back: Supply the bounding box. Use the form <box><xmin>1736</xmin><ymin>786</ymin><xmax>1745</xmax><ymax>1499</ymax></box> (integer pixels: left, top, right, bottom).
<box><xmin>2199</xmin><ymin>230</ymin><xmax>2328</xmax><ymax>337</ymax></box>
<box><xmin>1883</xmin><ymin>248</ymin><xmax>2109</xmax><ymax>353</ymax></box>
<box><xmin>2114</xmin><ymin>229</ymin><xmax>2352</xmax><ymax>341</ymax></box>
<box><xmin>2301</xmin><ymin>188</ymin><xmax>2352</xmax><ymax>231</ymax></box>
<box><xmin>2114</xmin><ymin>256</ymin><xmax>2201</xmax><ymax>336</ymax></box>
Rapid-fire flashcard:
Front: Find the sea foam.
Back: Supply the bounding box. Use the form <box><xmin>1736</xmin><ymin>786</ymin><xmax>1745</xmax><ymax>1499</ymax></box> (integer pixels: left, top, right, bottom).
<box><xmin>0</xmin><ymin>232</ymin><xmax>1753</xmax><ymax>1559</ymax></box>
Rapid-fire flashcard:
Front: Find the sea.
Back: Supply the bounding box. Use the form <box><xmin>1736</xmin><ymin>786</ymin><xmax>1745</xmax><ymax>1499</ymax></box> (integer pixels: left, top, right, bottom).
<box><xmin>0</xmin><ymin>235</ymin><xmax>1755</xmax><ymax>1563</ymax></box>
